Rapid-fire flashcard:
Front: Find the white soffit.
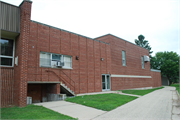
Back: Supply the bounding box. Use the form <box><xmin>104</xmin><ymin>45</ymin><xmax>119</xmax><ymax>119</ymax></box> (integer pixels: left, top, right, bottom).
<box><xmin>111</xmin><ymin>74</ymin><xmax>152</xmax><ymax>78</ymax></box>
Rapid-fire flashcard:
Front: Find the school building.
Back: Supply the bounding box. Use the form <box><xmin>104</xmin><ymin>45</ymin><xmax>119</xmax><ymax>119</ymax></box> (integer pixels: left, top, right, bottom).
<box><xmin>0</xmin><ymin>0</ymin><xmax>161</xmax><ymax>107</ymax></box>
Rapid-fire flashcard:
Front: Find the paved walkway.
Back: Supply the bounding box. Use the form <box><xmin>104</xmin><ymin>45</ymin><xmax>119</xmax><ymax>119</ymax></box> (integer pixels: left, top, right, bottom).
<box><xmin>34</xmin><ymin>101</ymin><xmax>106</xmax><ymax>120</ymax></box>
<box><xmin>35</xmin><ymin>86</ymin><xmax>180</xmax><ymax>120</ymax></box>
<box><xmin>93</xmin><ymin>86</ymin><xmax>180</xmax><ymax>120</ymax></box>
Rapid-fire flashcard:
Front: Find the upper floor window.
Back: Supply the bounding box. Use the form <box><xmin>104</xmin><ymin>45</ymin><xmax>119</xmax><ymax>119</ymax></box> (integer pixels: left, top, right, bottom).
<box><xmin>141</xmin><ymin>56</ymin><xmax>144</xmax><ymax>69</ymax></box>
<box><xmin>122</xmin><ymin>51</ymin><xmax>126</xmax><ymax>66</ymax></box>
<box><xmin>40</xmin><ymin>52</ymin><xmax>72</xmax><ymax>69</ymax></box>
<box><xmin>0</xmin><ymin>38</ymin><xmax>14</xmax><ymax>67</ymax></box>
<box><xmin>64</xmin><ymin>55</ymin><xmax>72</xmax><ymax>68</ymax></box>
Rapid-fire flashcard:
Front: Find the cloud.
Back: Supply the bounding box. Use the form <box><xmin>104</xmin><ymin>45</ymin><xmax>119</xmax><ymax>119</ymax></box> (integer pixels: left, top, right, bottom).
<box><xmin>3</xmin><ymin>0</ymin><xmax>179</xmax><ymax>55</ymax></box>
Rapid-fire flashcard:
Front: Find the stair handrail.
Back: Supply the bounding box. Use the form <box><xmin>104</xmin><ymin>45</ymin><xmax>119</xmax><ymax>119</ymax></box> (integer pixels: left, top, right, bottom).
<box><xmin>59</xmin><ymin>76</ymin><xmax>74</xmax><ymax>88</ymax></box>
<box><xmin>61</xmin><ymin>70</ymin><xmax>75</xmax><ymax>92</ymax></box>
<box><xmin>45</xmin><ymin>70</ymin><xmax>75</xmax><ymax>92</ymax></box>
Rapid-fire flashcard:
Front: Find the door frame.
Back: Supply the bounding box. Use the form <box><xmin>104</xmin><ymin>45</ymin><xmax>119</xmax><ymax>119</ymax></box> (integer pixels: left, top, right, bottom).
<box><xmin>102</xmin><ymin>74</ymin><xmax>111</xmax><ymax>91</ymax></box>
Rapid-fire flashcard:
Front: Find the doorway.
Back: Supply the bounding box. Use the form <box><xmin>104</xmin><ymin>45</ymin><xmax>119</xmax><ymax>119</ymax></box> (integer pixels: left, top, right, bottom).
<box><xmin>102</xmin><ymin>74</ymin><xmax>111</xmax><ymax>91</ymax></box>
<box><xmin>27</xmin><ymin>84</ymin><xmax>42</xmax><ymax>103</ymax></box>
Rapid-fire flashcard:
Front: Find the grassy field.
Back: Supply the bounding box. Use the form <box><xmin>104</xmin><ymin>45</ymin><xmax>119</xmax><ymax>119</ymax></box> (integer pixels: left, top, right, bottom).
<box><xmin>66</xmin><ymin>93</ymin><xmax>137</xmax><ymax>111</ymax></box>
<box><xmin>171</xmin><ymin>83</ymin><xmax>180</xmax><ymax>94</ymax></box>
<box><xmin>121</xmin><ymin>87</ymin><xmax>164</xmax><ymax>96</ymax></box>
<box><xmin>1</xmin><ymin>104</ymin><xmax>76</xmax><ymax>119</ymax></box>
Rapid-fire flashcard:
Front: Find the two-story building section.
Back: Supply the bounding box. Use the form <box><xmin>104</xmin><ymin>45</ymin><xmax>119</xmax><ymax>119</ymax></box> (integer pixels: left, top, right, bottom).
<box><xmin>0</xmin><ymin>0</ymin><xmax>161</xmax><ymax>107</ymax></box>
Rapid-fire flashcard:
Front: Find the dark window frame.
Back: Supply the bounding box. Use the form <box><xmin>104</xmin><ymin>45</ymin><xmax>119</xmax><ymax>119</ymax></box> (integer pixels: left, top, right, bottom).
<box><xmin>0</xmin><ymin>38</ymin><xmax>15</xmax><ymax>67</ymax></box>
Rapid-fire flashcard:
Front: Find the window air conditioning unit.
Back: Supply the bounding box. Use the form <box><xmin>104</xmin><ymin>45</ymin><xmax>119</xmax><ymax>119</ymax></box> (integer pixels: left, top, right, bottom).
<box><xmin>57</xmin><ymin>61</ymin><xmax>64</xmax><ymax>67</ymax></box>
<box><xmin>144</xmin><ymin>55</ymin><xmax>150</xmax><ymax>62</ymax></box>
<box><xmin>51</xmin><ymin>61</ymin><xmax>57</xmax><ymax>66</ymax></box>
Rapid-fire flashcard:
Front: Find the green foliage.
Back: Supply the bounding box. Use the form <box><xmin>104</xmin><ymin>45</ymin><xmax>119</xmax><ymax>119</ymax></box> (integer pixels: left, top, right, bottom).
<box><xmin>151</xmin><ymin>51</ymin><xmax>179</xmax><ymax>85</ymax></box>
<box><xmin>1</xmin><ymin>104</ymin><xmax>76</xmax><ymax>119</ymax></box>
<box><xmin>135</xmin><ymin>34</ymin><xmax>153</xmax><ymax>58</ymax></box>
<box><xmin>171</xmin><ymin>83</ymin><xmax>180</xmax><ymax>94</ymax></box>
<box><xmin>121</xmin><ymin>87</ymin><xmax>164</xmax><ymax>96</ymax></box>
<box><xmin>66</xmin><ymin>93</ymin><xmax>137</xmax><ymax>111</ymax></box>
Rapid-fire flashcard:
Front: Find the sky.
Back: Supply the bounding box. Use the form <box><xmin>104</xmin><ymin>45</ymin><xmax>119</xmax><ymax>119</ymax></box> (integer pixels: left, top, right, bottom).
<box><xmin>2</xmin><ymin>0</ymin><xmax>179</xmax><ymax>56</ymax></box>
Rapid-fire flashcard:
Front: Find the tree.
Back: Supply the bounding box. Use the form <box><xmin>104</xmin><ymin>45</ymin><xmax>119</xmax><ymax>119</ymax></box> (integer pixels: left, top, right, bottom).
<box><xmin>151</xmin><ymin>51</ymin><xmax>179</xmax><ymax>85</ymax></box>
<box><xmin>135</xmin><ymin>35</ymin><xmax>153</xmax><ymax>58</ymax></box>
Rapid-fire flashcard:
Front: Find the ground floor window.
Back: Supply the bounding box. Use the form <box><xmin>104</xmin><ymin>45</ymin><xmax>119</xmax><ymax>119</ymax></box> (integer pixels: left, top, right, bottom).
<box><xmin>0</xmin><ymin>38</ymin><xmax>14</xmax><ymax>67</ymax></box>
<box><xmin>40</xmin><ymin>52</ymin><xmax>72</xmax><ymax>69</ymax></box>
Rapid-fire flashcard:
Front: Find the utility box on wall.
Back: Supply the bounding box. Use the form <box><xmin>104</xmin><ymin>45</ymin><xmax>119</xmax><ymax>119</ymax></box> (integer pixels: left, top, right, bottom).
<box><xmin>27</xmin><ymin>96</ymin><xmax>32</xmax><ymax>105</ymax></box>
<box><xmin>144</xmin><ymin>55</ymin><xmax>150</xmax><ymax>62</ymax></box>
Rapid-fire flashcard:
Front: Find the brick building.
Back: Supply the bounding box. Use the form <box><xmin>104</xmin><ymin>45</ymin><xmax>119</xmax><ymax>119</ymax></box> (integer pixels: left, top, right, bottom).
<box><xmin>0</xmin><ymin>0</ymin><xmax>161</xmax><ymax>107</ymax></box>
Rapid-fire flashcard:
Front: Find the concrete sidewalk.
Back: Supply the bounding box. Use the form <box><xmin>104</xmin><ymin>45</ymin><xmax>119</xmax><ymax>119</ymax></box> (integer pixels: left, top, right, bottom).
<box><xmin>35</xmin><ymin>86</ymin><xmax>180</xmax><ymax>120</ymax></box>
<box><xmin>34</xmin><ymin>101</ymin><xmax>106</xmax><ymax>120</ymax></box>
<box><xmin>93</xmin><ymin>86</ymin><xmax>180</xmax><ymax>120</ymax></box>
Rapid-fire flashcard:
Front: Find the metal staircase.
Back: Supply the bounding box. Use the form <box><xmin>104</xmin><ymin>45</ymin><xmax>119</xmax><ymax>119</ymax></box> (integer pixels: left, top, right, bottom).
<box><xmin>46</xmin><ymin>70</ymin><xmax>75</xmax><ymax>96</ymax></box>
<box><xmin>60</xmin><ymin>83</ymin><xmax>75</xmax><ymax>96</ymax></box>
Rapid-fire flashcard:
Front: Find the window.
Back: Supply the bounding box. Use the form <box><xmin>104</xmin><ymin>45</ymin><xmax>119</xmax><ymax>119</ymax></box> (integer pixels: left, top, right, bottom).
<box><xmin>0</xmin><ymin>38</ymin><xmax>14</xmax><ymax>67</ymax></box>
<box><xmin>40</xmin><ymin>52</ymin><xmax>72</xmax><ymax>68</ymax></box>
<box><xmin>122</xmin><ymin>51</ymin><xmax>126</xmax><ymax>66</ymax></box>
<box><xmin>141</xmin><ymin>56</ymin><xmax>144</xmax><ymax>69</ymax></box>
<box><xmin>64</xmin><ymin>55</ymin><xmax>72</xmax><ymax>68</ymax></box>
<box><xmin>40</xmin><ymin>52</ymin><xmax>51</xmax><ymax>67</ymax></box>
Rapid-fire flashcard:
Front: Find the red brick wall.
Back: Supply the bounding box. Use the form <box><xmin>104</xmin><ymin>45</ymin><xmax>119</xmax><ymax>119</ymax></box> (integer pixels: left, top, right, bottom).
<box><xmin>47</xmin><ymin>84</ymin><xmax>60</xmax><ymax>94</ymax></box>
<box><xmin>97</xmin><ymin>35</ymin><xmax>155</xmax><ymax>90</ymax></box>
<box><xmin>14</xmin><ymin>0</ymin><xmax>32</xmax><ymax>107</ymax></box>
<box><xmin>97</xmin><ymin>35</ymin><xmax>151</xmax><ymax>76</ymax></box>
<box><xmin>94</xmin><ymin>41</ymin><xmax>101</xmax><ymax>92</ymax></box>
<box><xmin>1</xmin><ymin>68</ymin><xmax>14</xmax><ymax>107</ymax></box>
<box><xmin>111</xmin><ymin>77</ymin><xmax>153</xmax><ymax>90</ymax></box>
<box><xmin>28</xmin><ymin>21</ymin><xmax>111</xmax><ymax>94</ymax></box>
<box><xmin>151</xmin><ymin>71</ymin><xmax>162</xmax><ymax>87</ymax></box>
<box><xmin>27</xmin><ymin>84</ymin><xmax>60</xmax><ymax>102</ymax></box>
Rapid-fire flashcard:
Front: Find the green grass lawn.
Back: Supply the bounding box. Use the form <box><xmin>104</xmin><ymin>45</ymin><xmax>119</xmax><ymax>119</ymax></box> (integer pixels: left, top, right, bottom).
<box><xmin>66</xmin><ymin>93</ymin><xmax>137</xmax><ymax>111</ymax></box>
<box><xmin>121</xmin><ymin>87</ymin><xmax>164</xmax><ymax>96</ymax></box>
<box><xmin>1</xmin><ymin>104</ymin><xmax>76</xmax><ymax>119</ymax></box>
<box><xmin>171</xmin><ymin>83</ymin><xmax>180</xmax><ymax>94</ymax></box>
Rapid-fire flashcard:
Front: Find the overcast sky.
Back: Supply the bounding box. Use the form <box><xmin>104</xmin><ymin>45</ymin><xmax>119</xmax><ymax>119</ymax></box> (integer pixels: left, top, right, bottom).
<box><xmin>2</xmin><ymin>0</ymin><xmax>179</xmax><ymax>56</ymax></box>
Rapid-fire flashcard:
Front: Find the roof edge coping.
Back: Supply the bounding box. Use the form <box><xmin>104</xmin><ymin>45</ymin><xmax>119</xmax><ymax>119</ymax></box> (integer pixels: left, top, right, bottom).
<box><xmin>151</xmin><ymin>69</ymin><xmax>161</xmax><ymax>72</ymax></box>
<box><xmin>19</xmin><ymin>0</ymin><xmax>33</xmax><ymax>7</ymax></box>
<box><xmin>31</xmin><ymin>20</ymin><xmax>110</xmax><ymax>45</ymax></box>
<box><xmin>0</xmin><ymin>0</ymin><xmax>20</xmax><ymax>8</ymax></box>
<box><xmin>95</xmin><ymin>33</ymin><xmax>149</xmax><ymax>51</ymax></box>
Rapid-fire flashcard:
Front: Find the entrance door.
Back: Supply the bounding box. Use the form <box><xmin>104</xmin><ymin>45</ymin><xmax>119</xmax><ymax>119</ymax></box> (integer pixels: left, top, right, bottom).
<box><xmin>102</xmin><ymin>74</ymin><xmax>111</xmax><ymax>91</ymax></box>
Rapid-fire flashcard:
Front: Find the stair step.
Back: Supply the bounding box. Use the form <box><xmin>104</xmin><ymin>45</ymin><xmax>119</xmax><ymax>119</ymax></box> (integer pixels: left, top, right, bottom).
<box><xmin>60</xmin><ymin>83</ymin><xmax>75</xmax><ymax>96</ymax></box>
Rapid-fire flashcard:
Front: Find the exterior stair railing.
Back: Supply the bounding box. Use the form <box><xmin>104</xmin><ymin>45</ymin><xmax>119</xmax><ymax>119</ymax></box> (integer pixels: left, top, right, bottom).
<box><xmin>45</xmin><ymin>70</ymin><xmax>75</xmax><ymax>93</ymax></box>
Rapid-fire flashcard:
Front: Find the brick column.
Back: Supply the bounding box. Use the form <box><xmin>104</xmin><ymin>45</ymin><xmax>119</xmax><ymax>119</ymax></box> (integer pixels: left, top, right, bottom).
<box><xmin>56</xmin><ymin>83</ymin><xmax>60</xmax><ymax>94</ymax></box>
<box><xmin>14</xmin><ymin>0</ymin><xmax>32</xmax><ymax>107</ymax></box>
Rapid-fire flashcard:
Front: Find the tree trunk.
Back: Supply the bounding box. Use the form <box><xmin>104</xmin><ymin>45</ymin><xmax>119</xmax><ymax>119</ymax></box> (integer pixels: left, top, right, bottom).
<box><xmin>167</xmin><ymin>75</ymin><xmax>171</xmax><ymax>86</ymax></box>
